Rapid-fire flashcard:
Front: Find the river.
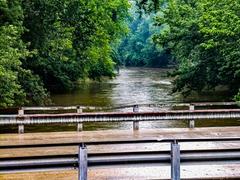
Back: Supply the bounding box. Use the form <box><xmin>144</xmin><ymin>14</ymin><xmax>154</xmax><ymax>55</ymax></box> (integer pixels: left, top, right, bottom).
<box><xmin>52</xmin><ymin>68</ymin><xmax>174</xmax><ymax>107</ymax></box>
<box><xmin>1</xmin><ymin>67</ymin><xmax>238</xmax><ymax>133</ymax></box>
<box><xmin>50</xmin><ymin>67</ymin><xmax>239</xmax><ymax>131</ymax></box>
<box><xmin>52</xmin><ymin>67</ymin><xmax>231</xmax><ymax>107</ymax></box>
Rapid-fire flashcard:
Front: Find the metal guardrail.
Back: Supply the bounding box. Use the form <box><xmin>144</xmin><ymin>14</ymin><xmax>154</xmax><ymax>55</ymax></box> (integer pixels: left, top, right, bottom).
<box><xmin>16</xmin><ymin>102</ymin><xmax>238</xmax><ymax>114</ymax></box>
<box><xmin>1</xmin><ymin>109</ymin><xmax>240</xmax><ymax>133</ymax></box>
<box><xmin>1</xmin><ymin>138</ymin><xmax>240</xmax><ymax>180</ymax></box>
<box><xmin>0</xmin><ymin>102</ymin><xmax>239</xmax><ymax>133</ymax></box>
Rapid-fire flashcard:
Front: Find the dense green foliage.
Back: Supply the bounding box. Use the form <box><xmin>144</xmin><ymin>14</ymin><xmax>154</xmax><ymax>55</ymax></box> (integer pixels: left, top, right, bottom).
<box><xmin>117</xmin><ymin>4</ymin><xmax>170</xmax><ymax>67</ymax></box>
<box><xmin>22</xmin><ymin>0</ymin><xmax>129</xmax><ymax>91</ymax></box>
<box><xmin>2</xmin><ymin>0</ymin><xmax>240</xmax><ymax>107</ymax></box>
<box><xmin>139</xmin><ymin>0</ymin><xmax>240</xmax><ymax>98</ymax></box>
<box><xmin>0</xmin><ymin>0</ymin><xmax>129</xmax><ymax>107</ymax></box>
<box><xmin>0</xmin><ymin>0</ymin><xmax>49</xmax><ymax>107</ymax></box>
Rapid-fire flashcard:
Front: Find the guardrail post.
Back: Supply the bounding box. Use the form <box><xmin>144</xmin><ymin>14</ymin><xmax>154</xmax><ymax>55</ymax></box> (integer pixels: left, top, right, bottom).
<box><xmin>188</xmin><ymin>105</ymin><xmax>195</xmax><ymax>128</ymax></box>
<box><xmin>133</xmin><ymin>105</ymin><xmax>139</xmax><ymax>131</ymax></box>
<box><xmin>77</xmin><ymin>106</ymin><xmax>83</xmax><ymax>113</ymax></box>
<box><xmin>18</xmin><ymin>108</ymin><xmax>24</xmax><ymax>134</ymax></box>
<box><xmin>18</xmin><ymin>124</ymin><xmax>24</xmax><ymax>134</ymax></box>
<box><xmin>77</xmin><ymin>106</ymin><xmax>83</xmax><ymax>132</ymax></box>
<box><xmin>18</xmin><ymin>108</ymin><xmax>24</xmax><ymax>115</ymax></box>
<box><xmin>171</xmin><ymin>140</ymin><xmax>180</xmax><ymax>180</ymax></box>
<box><xmin>77</xmin><ymin>123</ymin><xmax>83</xmax><ymax>132</ymax></box>
<box><xmin>133</xmin><ymin>105</ymin><xmax>139</xmax><ymax>113</ymax></box>
<box><xmin>78</xmin><ymin>143</ymin><xmax>88</xmax><ymax>180</ymax></box>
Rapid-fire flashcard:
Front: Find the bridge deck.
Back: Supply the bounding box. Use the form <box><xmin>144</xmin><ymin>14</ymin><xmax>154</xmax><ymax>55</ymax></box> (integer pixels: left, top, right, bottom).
<box><xmin>1</xmin><ymin>127</ymin><xmax>240</xmax><ymax>179</ymax></box>
<box><xmin>1</xmin><ymin>164</ymin><xmax>240</xmax><ymax>180</ymax></box>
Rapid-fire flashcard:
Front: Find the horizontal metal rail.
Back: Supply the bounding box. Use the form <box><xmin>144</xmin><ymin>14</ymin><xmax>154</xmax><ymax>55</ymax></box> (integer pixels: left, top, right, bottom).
<box><xmin>19</xmin><ymin>102</ymin><xmax>239</xmax><ymax>112</ymax></box>
<box><xmin>1</xmin><ymin>149</ymin><xmax>240</xmax><ymax>172</ymax></box>
<box><xmin>2</xmin><ymin>148</ymin><xmax>240</xmax><ymax>160</ymax></box>
<box><xmin>1</xmin><ymin>102</ymin><xmax>239</xmax><ymax>133</ymax></box>
<box><xmin>1</xmin><ymin>109</ymin><xmax>240</xmax><ymax>125</ymax></box>
<box><xmin>1</xmin><ymin>138</ymin><xmax>240</xmax><ymax>180</ymax></box>
<box><xmin>1</xmin><ymin>104</ymin><xmax>240</xmax><ymax>134</ymax></box>
<box><xmin>22</xmin><ymin>106</ymin><xmax>81</xmax><ymax>111</ymax></box>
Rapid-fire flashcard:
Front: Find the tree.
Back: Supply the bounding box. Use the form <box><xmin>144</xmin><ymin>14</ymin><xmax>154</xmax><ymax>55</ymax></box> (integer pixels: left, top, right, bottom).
<box><xmin>0</xmin><ymin>0</ymin><xmax>48</xmax><ymax>107</ymax></box>
<box><xmin>0</xmin><ymin>0</ymin><xmax>129</xmax><ymax>107</ymax></box>
<box><xmin>138</xmin><ymin>0</ymin><xmax>240</xmax><ymax>98</ymax></box>
<box><xmin>22</xmin><ymin>0</ymin><xmax>129</xmax><ymax>91</ymax></box>
<box><xmin>118</xmin><ymin>2</ymin><xmax>170</xmax><ymax>67</ymax></box>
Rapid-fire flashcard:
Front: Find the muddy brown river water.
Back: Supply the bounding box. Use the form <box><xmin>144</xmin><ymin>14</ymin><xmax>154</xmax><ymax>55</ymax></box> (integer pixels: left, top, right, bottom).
<box><xmin>1</xmin><ymin>67</ymin><xmax>239</xmax><ymax>133</ymax></box>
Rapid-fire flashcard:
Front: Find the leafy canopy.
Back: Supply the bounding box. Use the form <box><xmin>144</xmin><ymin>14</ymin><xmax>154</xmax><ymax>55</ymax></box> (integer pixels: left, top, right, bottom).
<box><xmin>117</xmin><ymin>2</ymin><xmax>171</xmax><ymax>67</ymax></box>
<box><xmin>0</xmin><ymin>0</ymin><xmax>129</xmax><ymax>107</ymax></box>
<box><xmin>138</xmin><ymin>0</ymin><xmax>240</xmax><ymax>98</ymax></box>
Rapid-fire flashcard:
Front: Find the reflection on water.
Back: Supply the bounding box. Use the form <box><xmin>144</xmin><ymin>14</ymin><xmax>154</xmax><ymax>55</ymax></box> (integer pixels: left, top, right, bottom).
<box><xmin>51</xmin><ymin>68</ymin><xmax>175</xmax><ymax>107</ymax></box>
<box><xmin>52</xmin><ymin>67</ymin><xmax>232</xmax><ymax>107</ymax></box>
<box><xmin>50</xmin><ymin>67</ymin><xmax>185</xmax><ymax>131</ymax></box>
